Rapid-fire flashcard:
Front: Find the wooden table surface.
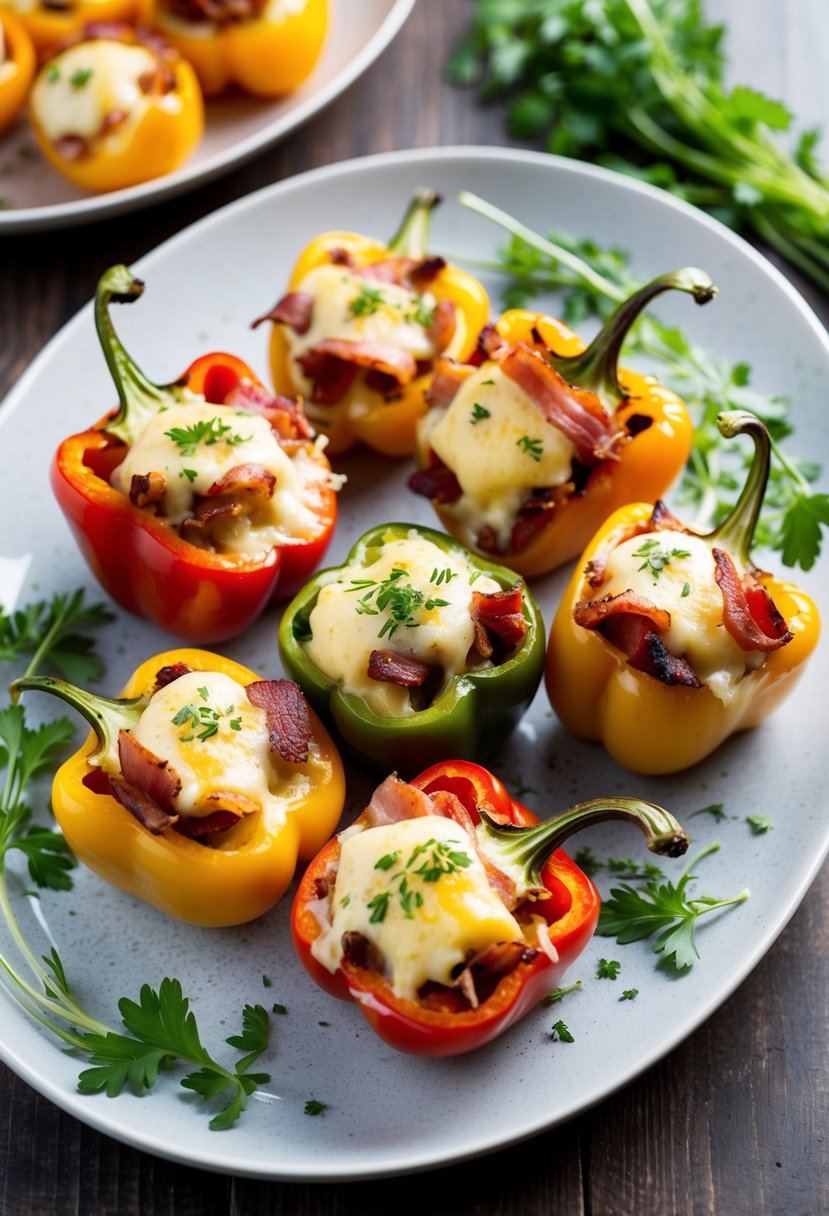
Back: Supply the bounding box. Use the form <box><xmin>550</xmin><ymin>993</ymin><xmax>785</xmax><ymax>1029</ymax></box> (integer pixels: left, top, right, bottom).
<box><xmin>1</xmin><ymin>2</ymin><xmax>827</xmax><ymax>1213</ymax></box>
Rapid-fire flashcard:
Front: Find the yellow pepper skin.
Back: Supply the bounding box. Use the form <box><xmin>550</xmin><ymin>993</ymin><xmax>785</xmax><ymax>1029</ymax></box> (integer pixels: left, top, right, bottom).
<box><xmin>0</xmin><ymin>0</ymin><xmax>137</xmax><ymax>59</ymax></box>
<box><xmin>545</xmin><ymin>415</ymin><xmax>821</xmax><ymax>775</ymax></box>
<box><xmin>263</xmin><ymin>190</ymin><xmax>490</xmax><ymax>457</ymax></box>
<box><xmin>19</xmin><ymin>649</ymin><xmax>345</xmax><ymax>927</ymax></box>
<box><xmin>137</xmin><ymin>0</ymin><xmax>327</xmax><ymax>98</ymax></box>
<box><xmin>0</xmin><ymin>9</ymin><xmax>34</xmax><ymax>134</ymax></box>
<box><xmin>28</xmin><ymin>36</ymin><xmax>203</xmax><ymax>194</ymax></box>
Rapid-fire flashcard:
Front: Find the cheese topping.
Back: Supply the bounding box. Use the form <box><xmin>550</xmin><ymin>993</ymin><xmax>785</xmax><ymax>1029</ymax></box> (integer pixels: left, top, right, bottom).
<box><xmin>111</xmin><ymin>403</ymin><xmax>334</xmax><ymax>556</ymax></box>
<box><xmin>422</xmin><ymin>363</ymin><xmax>577</xmax><ymax>550</ymax></box>
<box><xmin>311</xmin><ymin>815</ymin><xmax>524</xmax><ymax>1001</ymax></box>
<box><xmin>30</xmin><ymin>43</ymin><xmax>174</xmax><ymax>147</ymax></box>
<box><xmin>130</xmin><ymin>671</ymin><xmax>275</xmax><ymax>819</ymax></box>
<box><xmin>303</xmin><ymin>532</ymin><xmax>500</xmax><ymax>717</ymax></box>
<box><xmin>599</xmin><ymin>530</ymin><xmax>767</xmax><ymax>699</ymax></box>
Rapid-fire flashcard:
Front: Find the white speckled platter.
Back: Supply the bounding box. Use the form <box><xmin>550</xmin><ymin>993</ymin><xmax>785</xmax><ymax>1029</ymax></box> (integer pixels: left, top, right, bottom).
<box><xmin>0</xmin><ymin>0</ymin><xmax>413</xmax><ymax>232</ymax></box>
<box><xmin>0</xmin><ymin>148</ymin><xmax>827</xmax><ymax>1179</ymax></box>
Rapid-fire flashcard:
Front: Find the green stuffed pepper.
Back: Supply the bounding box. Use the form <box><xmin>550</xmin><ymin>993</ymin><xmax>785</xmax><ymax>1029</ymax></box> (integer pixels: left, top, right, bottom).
<box><xmin>278</xmin><ymin>523</ymin><xmax>546</xmax><ymax>774</ymax></box>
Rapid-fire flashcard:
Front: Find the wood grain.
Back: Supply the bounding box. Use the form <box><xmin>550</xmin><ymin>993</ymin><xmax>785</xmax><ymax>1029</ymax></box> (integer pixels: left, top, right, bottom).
<box><xmin>1</xmin><ymin>1</ymin><xmax>828</xmax><ymax>1212</ymax></box>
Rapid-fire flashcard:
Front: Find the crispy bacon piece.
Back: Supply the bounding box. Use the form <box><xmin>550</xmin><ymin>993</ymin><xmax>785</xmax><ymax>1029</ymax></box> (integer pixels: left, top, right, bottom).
<box><xmin>118</xmin><ymin>728</ymin><xmax>181</xmax><ymax>813</ymax></box>
<box><xmin>301</xmin><ymin>339</ymin><xmax>417</xmax><ymax>385</ymax></box>
<box><xmin>454</xmin><ymin>941</ymin><xmax>531</xmax><ymax>1009</ymax></box>
<box><xmin>477</xmin><ymin>323</ymin><xmax>508</xmax><ymax>361</ymax></box>
<box><xmin>425</xmin><ymin>299</ymin><xmax>456</xmax><ymax>353</ymax></box>
<box><xmin>620</xmin><ymin>623</ymin><xmax>701</xmax><ymax>687</ymax></box>
<box><xmin>173</xmin><ymin>810</ymin><xmax>241</xmax><ymax>838</ymax></box>
<box><xmin>576</xmin><ymin>594</ymin><xmax>702</xmax><ymax>687</ymax></box>
<box><xmin>470</xmin><ymin>584</ymin><xmax>529</xmax><ymax>658</ymax></box>
<box><xmin>365</xmin><ymin>774</ymin><xmax>435</xmax><ymax>827</ymax></box>
<box><xmin>501</xmin><ymin>345</ymin><xmax>618</xmax><ymax>467</ymax></box>
<box><xmin>408</xmin><ymin>464</ymin><xmax>462</xmax><ymax>503</ymax></box>
<box><xmin>55</xmin><ymin>136</ymin><xmax>87</xmax><ymax>162</ymax></box>
<box><xmin>584</xmin><ymin>500</ymin><xmax>688</xmax><ymax>587</ymax></box>
<box><xmin>205</xmin><ymin>462</ymin><xmax>276</xmax><ymax>500</ymax></box>
<box><xmin>154</xmin><ymin>662</ymin><xmax>194</xmax><ymax>687</ymax></box>
<box><xmin>224</xmin><ymin>378</ymin><xmax>314</xmax><ymax>440</ymax></box>
<box><xmin>713</xmin><ymin>548</ymin><xmax>792</xmax><ymax>652</ymax></box>
<box><xmin>355</xmin><ymin>255</ymin><xmax>446</xmax><ymax>288</ymax></box>
<box><xmin>367</xmin><ymin>649</ymin><xmax>436</xmax><ymax>687</ymax></box>
<box><xmin>109</xmin><ymin>776</ymin><xmax>178</xmax><ymax>834</ymax></box>
<box><xmin>251</xmin><ymin>291</ymin><xmax>314</xmax><ymax>335</ymax></box>
<box><xmin>295</xmin><ymin>349</ymin><xmax>359</xmax><ymax>405</ymax></box>
<box><xmin>246</xmin><ymin>679</ymin><xmax>312</xmax><ymax>764</ymax></box>
<box><xmin>426</xmin><ymin>357</ymin><xmax>476</xmax><ymax>408</ymax></box>
<box><xmin>574</xmin><ymin>590</ymin><xmax>672</xmax><ymax>635</ymax></box>
<box><xmin>341</xmin><ymin>931</ymin><xmax>386</xmax><ymax>973</ymax></box>
<box><xmin>163</xmin><ymin>0</ymin><xmax>267</xmax><ymax>26</ymax></box>
<box><xmin>129</xmin><ymin>470</ymin><xmax>166</xmax><ymax>508</ymax></box>
<box><xmin>180</xmin><ymin>500</ymin><xmax>242</xmax><ymax>543</ymax></box>
<box><xmin>82</xmin><ymin>768</ymin><xmax>113</xmax><ymax>796</ymax></box>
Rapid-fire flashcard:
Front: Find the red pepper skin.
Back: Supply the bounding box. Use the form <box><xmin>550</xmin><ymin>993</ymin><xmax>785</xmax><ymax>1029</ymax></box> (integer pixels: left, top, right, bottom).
<box><xmin>290</xmin><ymin>760</ymin><xmax>599</xmax><ymax>1057</ymax></box>
<box><xmin>52</xmin><ymin>352</ymin><xmax>336</xmax><ymax>643</ymax></box>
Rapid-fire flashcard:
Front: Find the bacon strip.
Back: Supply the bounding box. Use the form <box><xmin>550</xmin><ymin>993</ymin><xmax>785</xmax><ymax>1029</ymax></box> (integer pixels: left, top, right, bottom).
<box><xmin>365</xmin><ymin>774</ymin><xmax>435</xmax><ymax>827</ymax></box>
<box><xmin>129</xmin><ymin>470</ymin><xmax>166</xmax><ymax>508</ymax></box>
<box><xmin>154</xmin><ymin>662</ymin><xmax>194</xmax><ymax>687</ymax></box>
<box><xmin>224</xmin><ymin>378</ymin><xmax>314</xmax><ymax>440</ymax></box>
<box><xmin>454</xmin><ymin>941</ymin><xmax>532</xmax><ymax>1009</ymax></box>
<box><xmin>621</xmin><ymin>625</ymin><xmax>702</xmax><ymax>687</ymax></box>
<box><xmin>576</xmin><ymin>595</ymin><xmax>702</xmax><ymax>687</ymax></box>
<box><xmin>250</xmin><ymin>291</ymin><xmax>314</xmax><ymax>335</ymax></box>
<box><xmin>173</xmin><ymin>810</ymin><xmax>241</xmax><ymax>838</ymax></box>
<box><xmin>470</xmin><ymin>584</ymin><xmax>529</xmax><ymax>657</ymax></box>
<box><xmin>408</xmin><ymin>464</ymin><xmax>462</xmax><ymax>503</ymax></box>
<box><xmin>245</xmin><ymin>679</ymin><xmax>312</xmax><ymax>763</ymax></box>
<box><xmin>713</xmin><ymin>548</ymin><xmax>792</xmax><ymax>652</ymax></box>
<box><xmin>109</xmin><ymin>776</ymin><xmax>178</xmax><ymax>834</ymax></box>
<box><xmin>574</xmin><ymin>590</ymin><xmax>672</xmax><ymax>634</ymax></box>
<box><xmin>180</xmin><ymin>501</ymin><xmax>242</xmax><ymax>542</ymax></box>
<box><xmin>501</xmin><ymin>345</ymin><xmax>617</xmax><ymax>467</ymax></box>
<box><xmin>367</xmin><ymin>649</ymin><xmax>436</xmax><ymax>687</ymax></box>
<box><xmin>425</xmin><ymin>299</ymin><xmax>456</xmax><ymax>353</ymax></box>
<box><xmin>205</xmin><ymin>462</ymin><xmax>276</xmax><ymax>500</ymax></box>
<box><xmin>477</xmin><ymin>323</ymin><xmax>509</xmax><ymax>361</ymax></box>
<box><xmin>117</xmin><ymin>728</ymin><xmax>181</xmax><ymax>813</ymax></box>
<box><xmin>295</xmin><ymin>349</ymin><xmax>358</xmax><ymax>405</ymax></box>
<box><xmin>426</xmin><ymin>357</ymin><xmax>477</xmax><ymax>408</ymax></box>
<box><xmin>300</xmin><ymin>339</ymin><xmax>418</xmax><ymax>385</ymax></box>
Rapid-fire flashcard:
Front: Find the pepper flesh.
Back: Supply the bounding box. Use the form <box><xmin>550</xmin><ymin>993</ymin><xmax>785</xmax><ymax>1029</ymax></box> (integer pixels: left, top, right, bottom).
<box><xmin>137</xmin><ymin>0</ymin><xmax>327</xmax><ymax>97</ymax></box>
<box><xmin>278</xmin><ymin>523</ymin><xmax>546</xmax><ymax>775</ymax></box>
<box><xmin>412</xmin><ymin>270</ymin><xmax>711</xmax><ymax>576</ymax></box>
<box><xmin>291</xmin><ymin>760</ymin><xmax>688</xmax><ymax>1057</ymax></box>
<box><xmin>52</xmin><ymin>266</ymin><xmax>337</xmax><ymax>642</ymax></box>
<box><xmin>261</xmin><ymin>190</ymin><xmax>490</xmax><ymax>456</ymax></box>
<box><xmin>3</xmin><ymin>0</ymin><xmax>137</xmax><ymax>57</ymax></box>
<box><xmin>29</xmin><ymin>34</ymin><xmax>203</xmax><ymax>193</ymax></box>
<box><xmin>13</xmin><ymin>649</ymin><xmax>345</xmax><ymax>927</ymax></box>
<box><xmin>0</xmin><ymin>10</ymin><xmax>35</xmax><ymax>134</ymax></box>
<box><xmin>546</xmin><ymin>411</ymin><xmax>821</xmax><ymax>773</ymax></box>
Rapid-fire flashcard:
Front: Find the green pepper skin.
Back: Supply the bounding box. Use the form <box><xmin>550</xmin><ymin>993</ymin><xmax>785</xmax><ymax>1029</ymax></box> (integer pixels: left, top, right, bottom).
<box><xmin>278</xmin><ymin>523</ymin><xmax>546</xmax><ymax>775</ymax></box>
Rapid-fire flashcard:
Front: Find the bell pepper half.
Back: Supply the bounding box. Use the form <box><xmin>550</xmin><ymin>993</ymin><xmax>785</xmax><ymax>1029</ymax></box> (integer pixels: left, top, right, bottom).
<box><xmin>0</xmin><ymin>9</ymin><xmax>35</xmax><ymax>135</ymax></box>
<box><xmin>409</xmin><ymin>269</ymin><xmax>713</xmax><ymax>576</ymax></box>
<box><xmin>5</xmin><ymin>0</ymin><xmax>137</xmax><ymax>58</ymax></box>
<box><xmin>546</xmin><ymin>410</ymin><xmax>821</xmax><ymax>774</ymax></box>
<box><xmin>278</xmin><ymin>523</ymin><xmax>546</xmax><ymax>775</ymax></box>
<box><xmin>12</xmin><ymin>648</ymin><xmax>345</xmax><ymax>926</ymax></box>
<box><xmin>255</xmin><ymin>189</ymin><xmax>490</xmax><ymax>457</ymax></box>
<box><xmin>137</xmin><ymin>0</ymin><xmax>327</xmax><ymax>98</ymax></box>
<box><xmin>29</xmin><ymin>29</ymin><xmax>203</xmax><ymax>194</ymax></box>
<box><xmin>52</xmin><ymin>265</ymin><xmax>339</xmax><ymax>643</ymax></box>
<box><xmin>291</xmin><ymin>759</ymin><xmax>689</xmax><ymax>1057</ymax></box>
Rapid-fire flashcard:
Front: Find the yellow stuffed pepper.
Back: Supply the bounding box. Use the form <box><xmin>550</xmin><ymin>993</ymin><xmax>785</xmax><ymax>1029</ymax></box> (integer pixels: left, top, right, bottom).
<box><xmin>137</xmin><ymin>0</ymin><xmax>327</xmax><ymax>97</ymax></box>
<box><xmin>13</xmin><ymin>649</ymin><xmax>345</xmax><ymax>926</ymax></box>
<box><xmin>545</xmin><ymin>411</ymin><xmax>820</xmax><ymax>774</ymax></box>
<box><xmin>0</xmin><ymin>0</ymin><xmax>137</xmax><ymax>58</ymax></box>
<box><xmin>0</xmin><ymin>8</ymin><xmax>34</xmax><ymax>134</ymax></box>
<box><xmin>29</xmin><ymin>30</ymin><xmax>203</xmax><ymax>193</ymax></box>
<box><xmin>255</xmin><ymin>189</ymin><xmax>490</xmax><ymax>457</ymax></box>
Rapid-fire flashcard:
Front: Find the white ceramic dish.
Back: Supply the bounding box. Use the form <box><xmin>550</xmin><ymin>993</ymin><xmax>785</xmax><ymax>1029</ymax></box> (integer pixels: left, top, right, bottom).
<box><xmin>0</xmin><ymin>148</ymin><xmax>827</xmax><ymax>1181</ymax></box>
<box><xmin>0</xmin><ymin>0</ymin><xmax>413</xmax><ymax>232</ymax></box>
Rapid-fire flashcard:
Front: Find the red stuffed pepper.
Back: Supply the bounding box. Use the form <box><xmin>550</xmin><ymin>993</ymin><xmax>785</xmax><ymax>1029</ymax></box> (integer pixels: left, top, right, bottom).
<box><xmin>52</xmin><ymin>265</ymin><xmax>340</xmax><ymax>642</ymax></box>
<box><xmin>291</xmin><ymin>760</ymin><xmax>688</xmax><ymax>1057</ymax></box>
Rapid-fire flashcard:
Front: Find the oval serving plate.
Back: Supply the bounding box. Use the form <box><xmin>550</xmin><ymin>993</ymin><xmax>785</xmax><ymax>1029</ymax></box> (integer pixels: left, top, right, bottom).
<box><xmin>0</xmin><ymin>147</ymin><xmax>826</xmax><ymax>1180</ymax></box>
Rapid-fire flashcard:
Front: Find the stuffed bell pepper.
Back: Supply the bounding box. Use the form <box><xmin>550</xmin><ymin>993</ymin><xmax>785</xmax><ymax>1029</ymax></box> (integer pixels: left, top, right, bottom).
<box><xmin>0</xmin><ymin>0</ymin><xmax>137</xmax><ymax>57</ymax></box>
<box><xmin>137</xmin><ymin>0</ymin><xmax>327</xmax><ymax>98</ymax></box>
<box><xmin>29</xmin><ymin>29</ymin><xmax>203</xmax><ymax>193</ymax></box>
<box><xmin>13</xmin><ymin>649</ymin><xmax>345</xmax><ymax>926</ymax></box>
<box><xmin>0</xmin><ymin>9</ymin><xmax>35</xmax><ymax>135</ymax></box>
<box><xmin>292</xmin><ymin>760</ymin><xmax>689</xmax><ymax>1057</ymax></box>
<box><xmin>279</xmin><ymin>523</ymin><xmax>545</xmax><ymax>774</ymax></box>
<box><xmin>53</xmin><ymin>265</ymin><xmax>341</xmax><ymax>642</ymax></box>
<box><xmin>254</xmin><ymin>189</ymin><xmax>490</xmax><ymax>456</ymax></box>
<box><xmin>409</xmin><ymin>270</ymin><xmax>714</xmax><ymax>577</ymax></box>
<box><xmin>546</xmin><ymin>411</ymin><xmax>820</xmax><ymax>774</ymax></box>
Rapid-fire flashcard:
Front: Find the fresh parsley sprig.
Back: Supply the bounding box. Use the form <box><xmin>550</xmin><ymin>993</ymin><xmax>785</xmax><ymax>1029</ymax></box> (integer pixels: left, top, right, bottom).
<box><xmin>0</xmin><ymin>589</ymin><xmax>113</xmax><ymax>684</ymax></box>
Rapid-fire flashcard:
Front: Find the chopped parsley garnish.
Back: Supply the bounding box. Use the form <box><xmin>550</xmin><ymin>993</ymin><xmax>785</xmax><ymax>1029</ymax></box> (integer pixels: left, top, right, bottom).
<box><xmin>374</xmin><ymin>851</ymin><xmax>400</xmax><ymax>872</ymax></box>
<box><xmin>164</xmin><ymin>416</ymin><xmax>249</xmax><ymax>457</ymax></box>
<box><xmin>179</xmin><ymin>467</ymin><xmax>198</xmax><ymax>483</ymax></box>
<box><xmin>544</xmin><ymin>979</ymin><xmax>583</xmax><ymax>1005</ymax></box>
<box><xmin>620</xmin><ymin>989</ymin><xmax>639</xmax><ymax>1002</ymax></box>
<box><xmin>304</xmin><ymin>1099</ymin><xmax>327</xmax><ymax>1116</ymax></box>
<box><xmin>347</xmin><ymin>568</ymin><xmax>447</xmax><ymax>640</ymax></box>
<box><xmin>172</xmin><ymin>697</ymin><xmax>243</xmax><ymax>742</ymax></box>
<box><xmin>516</xmin><ymin>434</ymin><xmax>543</xmax><ymax>462</ymax></box>
<box><xmin>596</xmin><ymin>958</ymin><xmax>621</xmax><ymax>980</ymax></box>
<box><xmin>481</xmin><ymin>378</ymin><xmax>495</xmax><ymax>385</ymax></box>
<box><xmin>430</xmin><ymin>566</ymin><xmax>457</xmax><ymax>585</ymax></box>
<box><xmin>681</xmin><ymin>581</ymin><xmax>692</xmax><ymax>597</ymax></box>
<box><xmin>272</xmin><ymin>1003</ymin><xmax>287</xmax><ymax>1015</ymax></box>
<box><xmin>406</xmin><ymin>299</ymin><xmax>436</xmax><ymax>328</ymax></box>
<box><xmin>366</xmin><ymin>837</ymin><xmax>472</xmax><ymax>922</ymax></box>
<box><xmin>747</xmin><ymin>814</ymin><xmax>773</xmax><ymax>834</ymax></box>
<box><xmin>691</xmin><ymin>803</ymin><xmax>727</xmax><ymax>823</ymax></box>
<box><xmin>46</xmin><ymin>65</ymin><xmax>60</xmax><ymax>84</ymax></box>
<box><xmin>349</xmin><ymin>283</ymin><xmax>385</xmax><ymax>317</ymax></box>
<box><xmin>69</xmin><ymin>68</ymin><xmax>93</xmax><ymax>89</ymax></box>
<box><xmin>549</xmin><ymin>1019</ymin><xmax>574</xmax><ymax>1043</ymax></box>
<box><xmin>470</xmin><ymin>401</ymin><xmax>491</xmax><ymax>424</ymax></box>
<box><xmin>633</xmin><ymin>538</ymin><xmax>692</xmax><ymax>581</ymax></box>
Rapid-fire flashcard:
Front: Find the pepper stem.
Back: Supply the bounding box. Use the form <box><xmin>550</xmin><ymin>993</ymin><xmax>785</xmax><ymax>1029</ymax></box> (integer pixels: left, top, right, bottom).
<box><xmin>387</xmin><ymin>189</ymin><xmax>441</xmax><ymax>259</ymax></box>
<box><xmin>550</xmin><ymin>269</ymin><xmax>717</xmax><ymax>407</ymax></box>
<box><xmin>478</xmin><ymin>797</ymin><xmax>689</xmax><ymax>894</ymax></box>
<box><xmin>707</xmin><ymin>411</ymin><xmax>771</xmax><ymax>568</ymax></box>
<box><xmin>10</xmin><ymin>676</ymin><xmax>145</xmax><ymax>773</ymax></box>
<box><xmin>95</xmin><ymin>265</ymin><xmax>190</xmax><ymax>446</ymax></box>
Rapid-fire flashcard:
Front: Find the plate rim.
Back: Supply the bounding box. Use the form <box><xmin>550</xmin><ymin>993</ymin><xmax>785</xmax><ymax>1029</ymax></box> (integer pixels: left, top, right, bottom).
<box><xmin>1</xmin><ymin>144</ymin><xmax>828</xmax><ymax>1181</ymax></box>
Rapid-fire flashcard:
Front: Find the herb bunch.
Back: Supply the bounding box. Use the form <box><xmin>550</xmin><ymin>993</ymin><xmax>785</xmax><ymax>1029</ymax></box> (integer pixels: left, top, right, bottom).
<box><xmin>449</xmin><ymin>0</ymin><xmax>829</xmax><ymax>291</ymax></box>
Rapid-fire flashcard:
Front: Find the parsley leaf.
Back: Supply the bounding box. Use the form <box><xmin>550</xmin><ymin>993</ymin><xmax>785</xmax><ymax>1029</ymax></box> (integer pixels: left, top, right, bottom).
<box><xmin>596</xmin><ymin>958</ymin><xmax>621</xmax><ymax>980</ymax></box>
<box><xmin>0</xmin><ymin>589</ymin><xmax>113</xmax><ymax>683</ymax></box>
<box><xmin>746</xmin><ymin>815</ymin><xmax>773</xmax><ymax>834</ymax></box>
<box><xmin>304</xmin><ymin>1098</ymin><xmax>327</xmax><ymax>1116</ymax></box>
<box><xmin>549</xmin><ymin>1019</ymin><xmax>574</xmax><ymax>1043</ymax></box>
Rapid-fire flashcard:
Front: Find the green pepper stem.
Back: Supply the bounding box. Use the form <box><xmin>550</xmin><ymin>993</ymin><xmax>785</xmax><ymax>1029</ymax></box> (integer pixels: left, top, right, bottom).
<box><xmin>11</xmin><ymin>676</ymin><xmax>145</xmax><ymax>773</ymax></box>
<box><xmin>387</xmin><ymin>189</ymin><xmax>441</xmax><ymax>259</ymax></box>
<box><xmin>550</xmin><ymin>268</ymin><xmax>717</xmax><ymax>407</ymax></box>
<box><xmin>478</xmin><ymin>797</ymin><xmax>689</xmax><ymax>893</ymax></box>
<box><xmin>95</xmin><ymin>265</ymin><xmax>189</xmax><ymax>446</ymax></box>
<box><xmin>707</xmin><ymin>410</ymin><xmax>771</xmax><ymax>567</ymax></box>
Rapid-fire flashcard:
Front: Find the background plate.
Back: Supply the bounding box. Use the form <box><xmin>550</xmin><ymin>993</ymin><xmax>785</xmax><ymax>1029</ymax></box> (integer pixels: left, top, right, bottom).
<box><xmin>0</xmin><ymin>147</ymin><xmax>827</xmax><ymax>1180</ymax></box>
<box><xmin>0</xmin><ymin>0</ymin><xmax>413</xmax><ymax>233</ymax></box>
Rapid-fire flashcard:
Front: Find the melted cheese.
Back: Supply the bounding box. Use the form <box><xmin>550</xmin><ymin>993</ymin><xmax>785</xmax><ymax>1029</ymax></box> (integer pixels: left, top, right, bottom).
<box><xmin>599</xmin><ymin>531</ymin><xmax>767</xmax><ymax>699</ymax></box>
<box><xmin>130</xmin><ymin>671</ymin><xmax>274</xmax><ymax>819</ymax></box>
<box><xmin>30</xmin><ymin>43</ymin><xmax>169</xmax><ymax>146</ymax></box>
<box><xmin>311</xmin><ymin>816</ymin><xmax>523</xmax><ymax>1000</ymax></box>
<box><xmin>111</xmin><ymin>403</ymin><xmax>334</xmax><ymax>556</ymax></box>
<box><xmin>303</xmin><ymin>532</ymin><xmax>500</xmax><ymax>717</ymax></box>
<box><xmin>422</xmin><ymin>363</ymin><xmax>576</xmax><ymax>550</ymax></box>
